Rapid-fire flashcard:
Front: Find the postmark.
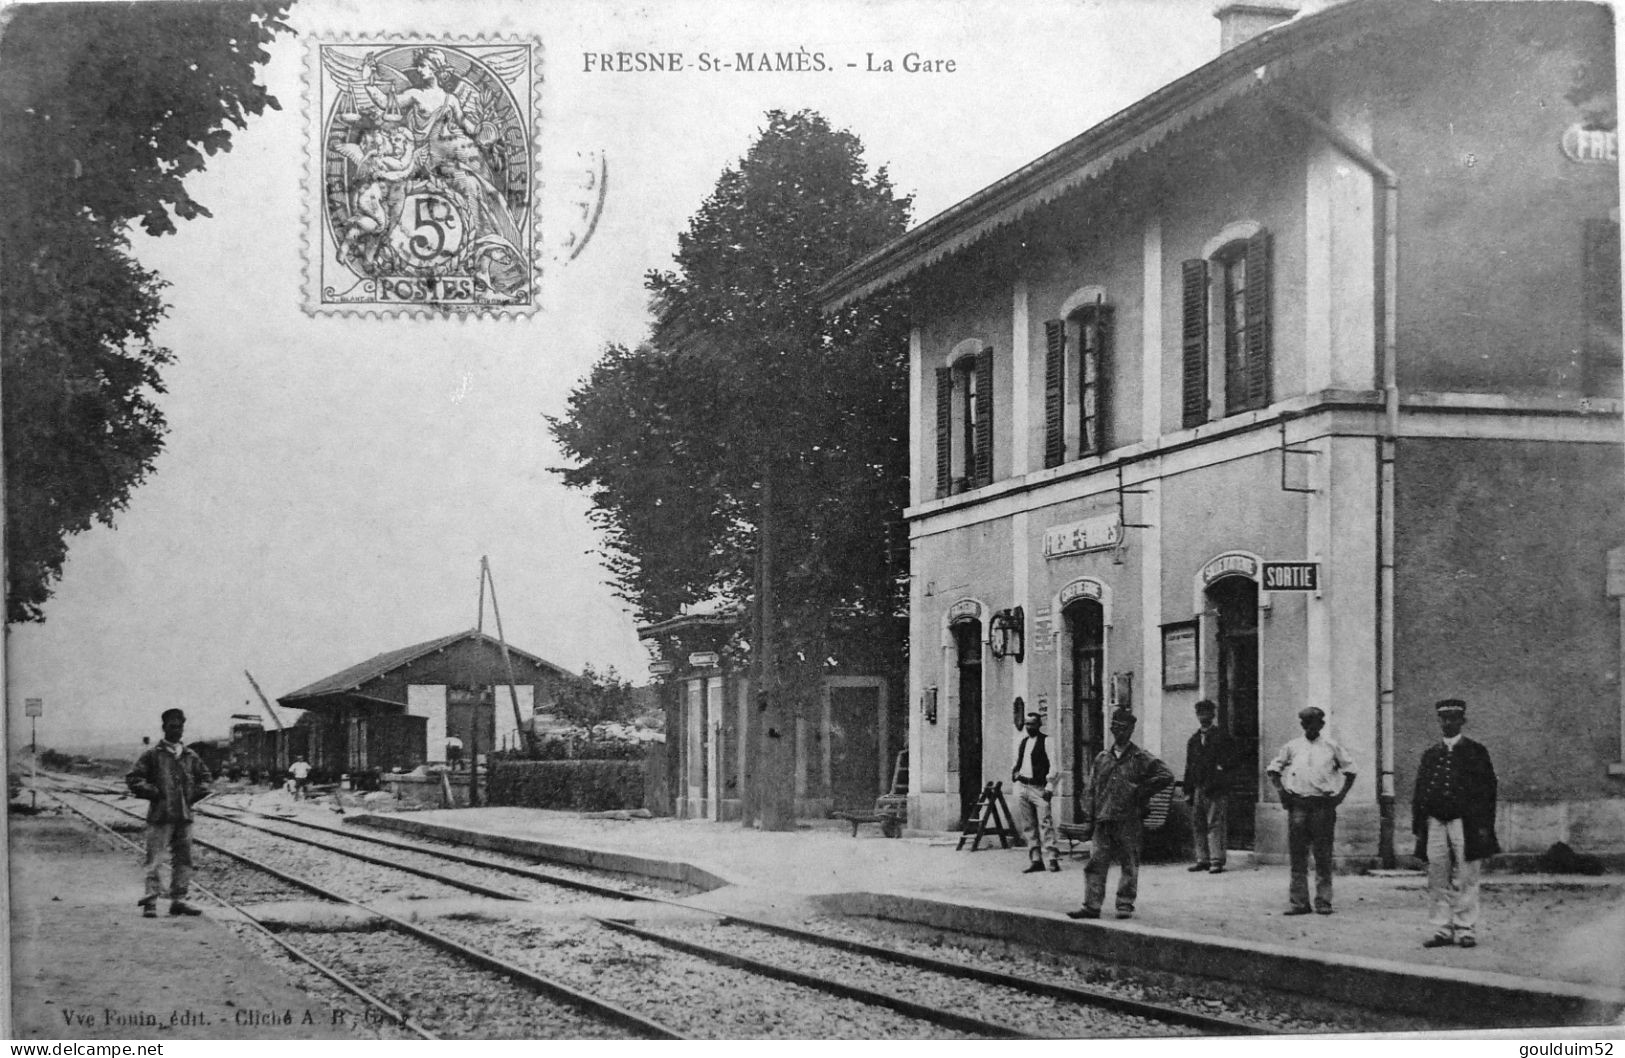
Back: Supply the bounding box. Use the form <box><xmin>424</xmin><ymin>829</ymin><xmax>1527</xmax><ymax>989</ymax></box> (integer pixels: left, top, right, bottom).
<box><xmin>304</xmin><ymin>38</ymin><xmax>542</xmax><ymax>316</ymax></box>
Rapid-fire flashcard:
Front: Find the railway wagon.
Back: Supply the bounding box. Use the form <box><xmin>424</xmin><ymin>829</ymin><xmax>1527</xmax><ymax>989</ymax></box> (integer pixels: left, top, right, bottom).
<box><xmin>348</xmin><ymin>714</ymin><xmax>427</xmax><ymax>777</ymax></box>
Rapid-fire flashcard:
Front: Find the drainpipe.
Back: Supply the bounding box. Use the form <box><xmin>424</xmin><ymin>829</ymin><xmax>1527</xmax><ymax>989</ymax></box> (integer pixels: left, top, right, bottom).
<box><xmin>1269</xmin><ymin>93</ymin><xmax>1400</xmax><ymax>868</ymax></box>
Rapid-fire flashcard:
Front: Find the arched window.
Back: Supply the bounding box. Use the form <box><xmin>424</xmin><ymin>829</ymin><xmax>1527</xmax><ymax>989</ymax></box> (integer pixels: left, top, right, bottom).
<box><xmin>1182</xmin><ymin>227</ymin><xmax>1273</xmax><ymax>427</ymax></box>
<box><xmin>935</xmin><ymin>342</ymin><xmax>993</xmax><ymax>496</ymax></box>
<box><xmin>1042</xmin><ymin>289</ymin><xmax>1114</xmax><ymax>468</ymax></box>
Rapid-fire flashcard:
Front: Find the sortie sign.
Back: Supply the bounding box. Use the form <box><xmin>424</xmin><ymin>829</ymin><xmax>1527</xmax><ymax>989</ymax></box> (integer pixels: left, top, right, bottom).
<box><xmin>1262</xmin><ymin>562</ymin><xmax>1319</xmax><ymax>591</ymax></box>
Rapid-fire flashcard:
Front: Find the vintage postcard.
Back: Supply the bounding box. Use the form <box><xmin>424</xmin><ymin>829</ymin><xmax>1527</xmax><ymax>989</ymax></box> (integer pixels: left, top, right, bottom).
<box><xmin>3</xmin><ymin>0</ymin><xmax>1622</xmax><ymax>1047</ymax></box>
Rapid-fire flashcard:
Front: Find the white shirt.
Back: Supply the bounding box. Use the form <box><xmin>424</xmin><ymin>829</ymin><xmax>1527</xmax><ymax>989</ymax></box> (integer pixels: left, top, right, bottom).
<box><xmin>1267</xmin><ymin>733</ymin><xmax>1357</xmax><ymax>797</ymax></box>
<box><xmin>289</xmin><ymin>761</ymin><xmax>311</xmax><ymax>779</ymax></box>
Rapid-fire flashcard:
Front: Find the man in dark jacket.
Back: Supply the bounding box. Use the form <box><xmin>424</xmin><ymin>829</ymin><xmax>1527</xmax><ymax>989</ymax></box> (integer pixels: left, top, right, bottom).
<box><xmin>1413</xmin><ymin>698</ymin><xmax>1498</xmax><ymax>949</ymax></box>
<box><xmin>1183</xmin><ymin>698</ymin><xmax>1237</xmax><ymax>874</ymax></box>
<box><xmin>126</xmin><ymin>708</ymin><xmax>212</xmax><ymax>917</ymax></box>
<box><xmin>1066</xmin><ymin>708</ymin><xmax>1174</xmax><ymax>921</ymax></box>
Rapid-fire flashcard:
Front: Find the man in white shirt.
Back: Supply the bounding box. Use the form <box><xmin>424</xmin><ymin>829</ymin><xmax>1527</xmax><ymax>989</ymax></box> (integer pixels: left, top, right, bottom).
<box><xmin>288</xmin><ymin>756</ymin><xmax>312</xmax><ymax>800</ymax></box>
<box><xmin>1010</xmin><ymin>709</ymin><xmax>1061</xmax><ymax>873</ymax></box>
<box><xmin>1266</xmin><ymin>706</ymin><xmax>1357</xmax><ymax>916</ymax></box>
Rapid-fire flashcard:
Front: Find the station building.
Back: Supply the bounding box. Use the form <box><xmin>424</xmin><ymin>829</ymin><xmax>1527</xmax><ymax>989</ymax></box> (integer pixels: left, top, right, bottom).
<box><xmin>819</xmin><ymin>0</ymin><xmax>1623</xmax><ymax>862</ymax></box>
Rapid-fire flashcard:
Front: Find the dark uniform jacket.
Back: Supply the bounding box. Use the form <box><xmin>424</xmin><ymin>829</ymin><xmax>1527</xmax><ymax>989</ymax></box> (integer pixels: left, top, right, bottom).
<box><xmin>127</xmin><ymin>743</ymin><xmax>212</xmax><ymax>824</ymax></box>
<box><xmin>1082</xmin><ymin>742</ymin><xmax>1174</xmax><ymax>829</ymax></box>
<box><xmin>1411</xmin><ymin>735</ymin><xmax>1499</xmax><ymax>862</ymax></box>
<box><xmin>1183</xmin><ymin>725</ymin><xmax>1239</xmax><ymax>798</ymax></box>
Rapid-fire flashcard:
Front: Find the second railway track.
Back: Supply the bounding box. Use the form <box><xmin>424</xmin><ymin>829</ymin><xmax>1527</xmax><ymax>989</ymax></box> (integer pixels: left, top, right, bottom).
<box><xmin>38</xmin><ymin>774</ymin><xmax>1311</xmax><ymax>1038</ymax></box>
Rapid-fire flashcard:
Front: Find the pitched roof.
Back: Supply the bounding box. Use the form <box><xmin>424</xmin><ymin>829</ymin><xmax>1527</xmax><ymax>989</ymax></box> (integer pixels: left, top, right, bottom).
<box><xmin>279</xmin><ymin>629</ymin><xmax>573</xmax><ymax>704</ymax></box>
<box><xmin>816</xmin><ymin>0</ymin><xmax>1432</xmax><ymax>310</ymax></box>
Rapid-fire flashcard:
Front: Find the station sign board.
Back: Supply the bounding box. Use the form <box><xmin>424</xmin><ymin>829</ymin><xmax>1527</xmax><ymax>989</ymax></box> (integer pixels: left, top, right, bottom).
<box><xmin>24</xmin><ymin>698</ymin><xmax>42</xmax><ymax>717</ymax></box>
<box><xmin>1262</xmin><ymin>562</ymin><xmax>1319</xmax><ymax>591</ymax></box>
<box><xmin>686</xmin><ymin>651</ymin><xmax>720</xmax><ymax>668</ymax></box>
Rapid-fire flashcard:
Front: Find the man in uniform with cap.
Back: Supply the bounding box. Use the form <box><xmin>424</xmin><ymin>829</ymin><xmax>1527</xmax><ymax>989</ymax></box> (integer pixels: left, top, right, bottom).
<box><xmin>1066</xmin><ymin>708</ymin><xmax>1174</xmax><ymax>920</ymax></box>
<box><xmin>1267</xmin><ymin>706</ymin><xmax>1357</xmax><ymax>915</ymax></box>
<box><xmin>1010</xmin><ymin>707</ymin><xmax>1062</xmax><ymax>874</ymax></box>
<box><xmin>1413</xmin><ymin>698</ymin><xmax>1499</xmax><ymax>949</ymax></box>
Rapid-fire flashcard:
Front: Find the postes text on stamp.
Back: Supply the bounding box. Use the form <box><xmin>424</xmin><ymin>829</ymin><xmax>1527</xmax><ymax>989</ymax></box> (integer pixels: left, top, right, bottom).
<box><xmin>306</xmin><ymin>39</ymin><xmax>540</xmax><ymax>316</ymax></box>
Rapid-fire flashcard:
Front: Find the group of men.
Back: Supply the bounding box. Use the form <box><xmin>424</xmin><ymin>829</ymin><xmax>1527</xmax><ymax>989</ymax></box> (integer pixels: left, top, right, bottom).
<box><xmin>126</xmin><ymin>700</ymin><xmax>1499</xmax><ymax>950</ymax></box>
<box><xmin>1009</xmin><ymin>697</ymin><xmax>1497</xmax><ymax>946</ymax></box>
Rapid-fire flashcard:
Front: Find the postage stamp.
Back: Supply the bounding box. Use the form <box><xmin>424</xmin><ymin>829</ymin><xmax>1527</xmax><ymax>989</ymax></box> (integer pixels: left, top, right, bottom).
<box><xmin>303</xmin><ymin>38</ymin><xmax>542</xmax><ymax>316</ymax></box>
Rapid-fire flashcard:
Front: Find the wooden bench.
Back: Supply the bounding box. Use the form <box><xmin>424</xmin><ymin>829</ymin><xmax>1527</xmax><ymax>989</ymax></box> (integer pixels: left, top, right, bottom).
<box><xmin>1058</xmin><ymin>784</ymin><xmax>1177</xmax><ymax>857</ymax></box>
<box><xmin>833</xmin><ymin>751</ymin><xmax>909</xmax><ymax>838</ymax></box>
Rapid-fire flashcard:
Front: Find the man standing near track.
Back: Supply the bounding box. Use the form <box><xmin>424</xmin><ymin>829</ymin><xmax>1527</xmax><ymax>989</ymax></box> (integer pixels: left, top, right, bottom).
<box><xmin>289</xmin><ymin>755</ymin><xmax>312</xmax><ymax>799</ymax></box>
<box><xmin>126</xmin><ymin>708</ymin><xmax>212</xmax><ymax>918</ymax></box>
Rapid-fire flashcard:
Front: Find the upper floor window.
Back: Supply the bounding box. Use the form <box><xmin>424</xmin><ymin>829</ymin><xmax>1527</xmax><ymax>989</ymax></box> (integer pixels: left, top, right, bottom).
<box><xmin>1043</xmin><ymin>297</ymin><xmax>1114</xmax><ymax>468</ymax></box>
<box><xmin>936</xmin><ymin>345</ymin><xmax>993</xmax><ymax>497</ymax></box>
<box><xmin>1182</xmin><ymin>228</ymin><xmax>1273</xmax><ymax>427</ymax></box>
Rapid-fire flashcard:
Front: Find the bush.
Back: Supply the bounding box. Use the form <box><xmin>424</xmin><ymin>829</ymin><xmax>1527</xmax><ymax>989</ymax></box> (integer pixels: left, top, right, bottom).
<box><xmin>488</xmin><ymin>760</ymin><xmax>644</xmax><ymax>811</ymax></box>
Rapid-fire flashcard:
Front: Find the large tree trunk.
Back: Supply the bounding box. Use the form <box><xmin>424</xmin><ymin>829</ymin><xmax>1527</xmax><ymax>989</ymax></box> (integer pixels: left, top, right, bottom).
<box><xmin>752</xmin><ymin>469</ymin><xmax>798</xmax><ymax>831</ymax></box>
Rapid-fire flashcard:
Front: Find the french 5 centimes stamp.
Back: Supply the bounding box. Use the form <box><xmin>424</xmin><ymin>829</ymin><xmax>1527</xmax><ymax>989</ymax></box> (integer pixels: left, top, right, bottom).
<box><xmin>304</xmin><ymin>39</ymin><xmax>542</xmax><ymax>316</ymax></box>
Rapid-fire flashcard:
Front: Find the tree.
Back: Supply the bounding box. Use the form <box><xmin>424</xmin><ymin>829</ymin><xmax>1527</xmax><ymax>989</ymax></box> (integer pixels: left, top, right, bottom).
<box><xmin>551</xmin><ymin>110</ymin><xmax>912</xmax><ymax>829</ymax></box>
<box><xmin>0</xmin><ymin>2</ymin><xmax>292</xmax><ymax>623</ymax></box>
<box><xmin>550</xmin><ymin>664</ymin><xmax>638</xmax><ymax>729</ymax></box>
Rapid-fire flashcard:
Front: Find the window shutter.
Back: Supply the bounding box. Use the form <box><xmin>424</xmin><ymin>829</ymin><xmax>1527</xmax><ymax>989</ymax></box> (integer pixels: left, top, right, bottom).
<box><xmin>973</xmin><ymin>348</ymin><xmax>994</xmax><ymax>487</ymax></box>
<box><xmin>1096</xmin><ymin>305</ymin><xmax>1115</xmax><ymax>454</ymax></box>
<box><xmin>1181</xmin><ymin>259</ymin><xmax>1209</xmax><ymax>428</ymax></box>
<box><xmin>1244</xmin><ymin>231</ymin><xmax>1273</xmax><ymax>409</ymax></box>
<box><xmin>1043</xmin><ymin>320</ymin><xmax>1066</xmax><ymax>468</ymax></box>
<box><xmin>1583</xmin><ymin>218</ymin><xmax>1622</xmax><ymax>398</ymax></box>
<box><xmin>935</xmin><ymin>366</ymin><xmax>953</xmax><ymax>498</ymax></box>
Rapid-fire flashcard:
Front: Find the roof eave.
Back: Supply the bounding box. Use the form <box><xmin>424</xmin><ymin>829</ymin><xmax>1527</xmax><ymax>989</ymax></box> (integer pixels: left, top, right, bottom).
<box><xmin>816</xmin><ymin>0</ymin><xmax>1432</xmax><ymax>311</ymax></box>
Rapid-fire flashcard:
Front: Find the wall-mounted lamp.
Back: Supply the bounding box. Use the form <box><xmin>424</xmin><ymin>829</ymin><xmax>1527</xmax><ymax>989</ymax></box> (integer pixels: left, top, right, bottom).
<box><xmin>989</xmin><ymin>606</ymin><xmax>1025</xmax><ymax>663</ymax></box>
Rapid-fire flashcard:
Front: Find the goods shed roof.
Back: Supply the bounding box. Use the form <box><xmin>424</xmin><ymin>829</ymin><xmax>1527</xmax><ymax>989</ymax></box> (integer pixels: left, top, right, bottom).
<box><xmin>279</xmin><ymin>629</ymin><xmax>573</xmax><ymax>707</ymax></box>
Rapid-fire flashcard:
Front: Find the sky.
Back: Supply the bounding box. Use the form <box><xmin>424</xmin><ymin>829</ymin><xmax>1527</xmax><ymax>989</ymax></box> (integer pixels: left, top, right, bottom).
<box><xmin>4</xmin><ymin>0</ymin><xmax>1223</xmax><ymax>751</ymax></box>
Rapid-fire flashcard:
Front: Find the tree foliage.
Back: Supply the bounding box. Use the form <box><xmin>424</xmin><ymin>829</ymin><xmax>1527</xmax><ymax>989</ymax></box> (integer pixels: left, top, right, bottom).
<box><xmin>551</xmin><ymin>110</ymin><xmax>912</xmax><ymax>626</ymax></box>
<box><xmin>551</xmin><ymin>110</ymin><xmax>912</xmax><ymax>828</ymax></box>
<box><xmin>549</xmin><ymin>664</ymin><xmax>639</xmax><ymax>729</ymax></box>
<box><xmin>0</xmin><ymin>2</ymin><xmax>292</xmax><ymax>623</ymax></box>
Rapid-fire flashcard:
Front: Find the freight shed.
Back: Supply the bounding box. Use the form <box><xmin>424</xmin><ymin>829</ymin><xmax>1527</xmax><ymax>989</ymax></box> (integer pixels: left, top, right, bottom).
<box><xmin>277</xmin><ymin>629</ymin><xmax>575</xmax><ymax>781</ymax></box>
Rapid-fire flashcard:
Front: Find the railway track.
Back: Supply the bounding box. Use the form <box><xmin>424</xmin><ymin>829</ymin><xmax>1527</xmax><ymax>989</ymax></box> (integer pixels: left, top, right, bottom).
<box><xmin>38</xmin><ymin>774</ymin><xmax>1282</xmax><ymax>1038</ymax></box>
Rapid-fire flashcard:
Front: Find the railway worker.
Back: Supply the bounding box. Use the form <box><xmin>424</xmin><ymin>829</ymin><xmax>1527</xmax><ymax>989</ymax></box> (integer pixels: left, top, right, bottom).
<box><xmin>1010</xmin><ymin>708</ymin><xmax>1062</xmax><ymax>874</ymax></box>
<box><xmin>1067</xmin><ymin>708</ymin><xmax>1174</xmax><ymax>920</ymax></box>
<box><xmin>1266</xmin><ymin>706</ymin><xmax>1357</xmax><ymax>916</ymax></box>
<box><xmin>1413</xmin><ymin>698</ymin><xmax>1499</xmax><ymax>949</ymax></box>
<box><xmin>289</xmin><ymin>756</ymin><xmax>312</xmax><ymax>800</ymax></box>
<box><xmin>1184</xmin><ymin>699</ymin><xmax>1238</xmax><ymax>874</ymax></box>
<box><xmin>125</xmin><ymin>708</ymin><xmax>212</xmax><ymax>918</ymax></box>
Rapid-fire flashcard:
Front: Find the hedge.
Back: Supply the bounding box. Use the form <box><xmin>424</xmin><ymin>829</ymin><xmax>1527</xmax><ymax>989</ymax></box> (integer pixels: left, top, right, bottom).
<box><xmin>529</xmin><ymin>739</ymin><xmax>648</xmax><ymax>761</ymax></box>
<box><xmin>488</xmin><ymin>759</ymin><xmax>644</xmax><ymax>811</ymax></box>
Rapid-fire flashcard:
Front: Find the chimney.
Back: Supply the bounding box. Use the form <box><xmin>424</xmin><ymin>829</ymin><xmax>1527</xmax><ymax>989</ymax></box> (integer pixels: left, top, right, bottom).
<box><xmin>1214</xmin><ymin>2</ymin><xmax>1301</xmax><ymax>52</ymax></box>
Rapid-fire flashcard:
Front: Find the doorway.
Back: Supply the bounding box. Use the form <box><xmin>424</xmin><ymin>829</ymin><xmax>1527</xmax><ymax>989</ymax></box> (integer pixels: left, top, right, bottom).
<box><xmin>1209</xmin><ymin>575</ymin><xmax>1260</xmax><ymax>849</ymax></box>
<box><xmin>951</xmin><ymin>619</ymin><xmax>983</xmax><ymax>822</ymax></box>
<box><xmin>1065</xmin><ymin>600</ymin><xmax>1106</xmax><ymax>821</ymax></box>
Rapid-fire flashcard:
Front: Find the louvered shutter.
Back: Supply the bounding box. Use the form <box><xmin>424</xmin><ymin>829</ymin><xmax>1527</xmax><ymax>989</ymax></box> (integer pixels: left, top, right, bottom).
<box><xmin>1244</xmin><ymin>231</ymin><xmax>1273</xmax><ymax>409</ymax></box>
<box><xmin>1044</xmin><ymin>320</ymin><xmax>1066</xmax><ymax>468</ymax></box>
<box><xmin>973</xmin><ymin>348</ymin><xmax>994</xmax><ymax>487</ymax></box>
<box><xmin>935</xmin><ymin>366</ymin><xmax>953</xmax><ymax>498</ymax></box>
<box><xmin>1583</xmin><ymin>218</ymin><xmax>1622</xmax><ymax>398</ymax></box>
<box><xmin>1094</xmin><ymin>305</ymin><xmax>1114</xmax><ymax>454</ymax></box>
<box><xmin>1181</xmin><ymin>259</ymin><xmax>1209</xmax><ymax>428</ymax></box>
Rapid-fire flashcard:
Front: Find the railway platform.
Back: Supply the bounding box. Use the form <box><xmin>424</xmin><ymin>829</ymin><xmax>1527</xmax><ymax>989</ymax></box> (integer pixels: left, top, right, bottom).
<box><xmin>339</xmin><ymin>801</ymin><xmax>1625</xmax><ymax>1030</ymax></box>
<box><xmin>7</xmin><ymin>812</ymin><xmax>355</xmax><ymax>1040</ymax></box>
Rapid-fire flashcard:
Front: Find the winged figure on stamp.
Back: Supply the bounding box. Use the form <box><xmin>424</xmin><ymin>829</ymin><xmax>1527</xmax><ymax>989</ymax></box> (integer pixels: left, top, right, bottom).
<box><xmin>322</xmin><ymin>45</ymin><xmax>529</xmax><ymax>300</ymax></box>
